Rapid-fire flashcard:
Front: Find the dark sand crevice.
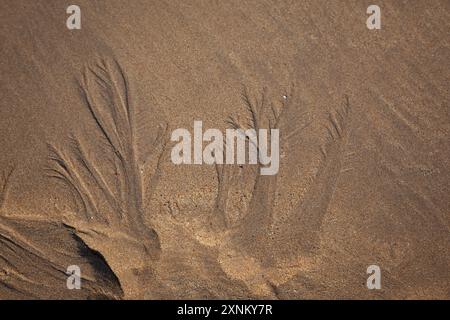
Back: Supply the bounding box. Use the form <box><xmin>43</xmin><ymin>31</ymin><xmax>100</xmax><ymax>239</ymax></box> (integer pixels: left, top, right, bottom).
<box><xmin>0</xmin><ymin>216</ymin><xmax>123</xmax><ymax>299</ymax></box>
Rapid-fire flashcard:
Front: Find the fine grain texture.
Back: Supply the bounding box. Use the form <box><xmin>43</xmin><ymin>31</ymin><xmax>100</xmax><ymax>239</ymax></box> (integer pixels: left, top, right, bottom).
<box><xmin>0</xmin><ymin>0</ymin><xmax>449</xmax><ymax>299</ymax></box>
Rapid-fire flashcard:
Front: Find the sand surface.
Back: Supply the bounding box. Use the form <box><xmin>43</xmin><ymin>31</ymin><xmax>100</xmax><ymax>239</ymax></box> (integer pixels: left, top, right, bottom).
<box><xmin>0</xmin><ymin>0</ymin><xmax>449</xmax><ymax>299</ymax></box>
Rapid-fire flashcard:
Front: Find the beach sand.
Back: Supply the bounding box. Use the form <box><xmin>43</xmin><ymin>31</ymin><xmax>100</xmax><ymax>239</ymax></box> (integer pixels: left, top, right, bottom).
<box><xmin>0</xmin><ymin>0</ymin><xmax>449</xmax><ymax>299</ymax></box>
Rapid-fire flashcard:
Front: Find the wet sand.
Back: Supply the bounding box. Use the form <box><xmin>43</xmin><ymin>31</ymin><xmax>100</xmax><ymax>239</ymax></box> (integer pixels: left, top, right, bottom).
<box><xmin>0</xmin><ymin>0</ymin><xmax>449</xmax><ymax>299</ymax></box>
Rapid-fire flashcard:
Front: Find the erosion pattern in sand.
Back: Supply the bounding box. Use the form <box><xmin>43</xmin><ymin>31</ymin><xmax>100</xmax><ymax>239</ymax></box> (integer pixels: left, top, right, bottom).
<box><xmin>0</xmin><ymin>1</ymin><xmax>449</xmax><ymax>299</ymax></box>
